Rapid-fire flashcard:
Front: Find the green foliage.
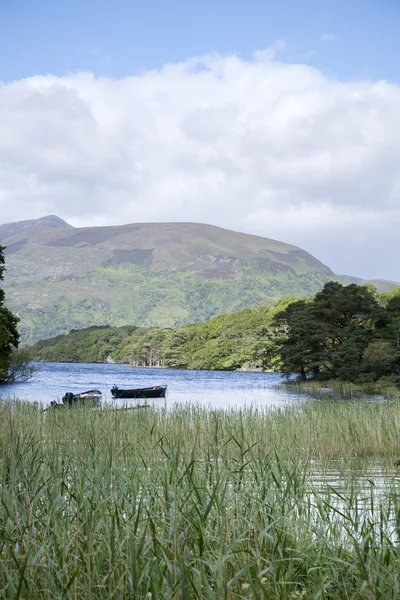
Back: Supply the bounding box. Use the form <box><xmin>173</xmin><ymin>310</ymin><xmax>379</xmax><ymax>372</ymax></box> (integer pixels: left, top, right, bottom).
<box><xmin>33</xmin><ymin>325</ymin><xmax>140</xmax><ymax>363</ymax></box>
<box><xmin>2</xmin><ymin>347</ymin><xmax>36</xmax><ymax>383</ymax></box>
<box><xmin>32</xmin><ymin>299</ymin><xmax>294</xmax><ymax>371</ymax></box>
<box><xmin>274</xmin><ymin>282</ymin><xmax>400</xmax><ymax>386</ymax></box>
<box><xmin>31</xmin><ymin>281</ymin><xmax>400</xmax><ymax>386</ymax></box>
<box><xmin>15</xmin><ymin>267</ymin><xmax>335</xmax><ymax>344</ymax></box>
<box><xmin>3</xmin><ymin>221</ymin><xmax>339</xmax><ymax>344</ymax></box>
<box><xmin>0</xmin><ymin>244</ymin><xmax>20</xmax><ymax>382</ymax></box>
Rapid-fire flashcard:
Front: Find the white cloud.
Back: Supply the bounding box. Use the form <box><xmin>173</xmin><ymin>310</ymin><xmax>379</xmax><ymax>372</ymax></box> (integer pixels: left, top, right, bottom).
<box><xmin>0</xmin><ymin>51</ymin><xmax>399</xmax><ymax>280</ymax></box>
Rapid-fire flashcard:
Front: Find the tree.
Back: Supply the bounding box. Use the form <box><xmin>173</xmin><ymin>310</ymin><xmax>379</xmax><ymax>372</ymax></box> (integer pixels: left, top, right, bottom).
<box><xmin>3</xmin><ymin>348</ymin><xmax>35</xmax><ymax>384</ymax></box>
<box><xmin>378</xmin><ymin>295</ymin><xmax>400</xmax><ymax>348</ymax></box>
<box><xmin>369</xmin><ymin>293</ymin><xmax>400</xmax><ymax>383</ymax></box>
<box><xmin>311</xmin><ymin>282</ymin><xmax>380</xmax><ymax>379</ymax></box>
<box><xmin>273</xmin><ymin>300</ymin><xmax>323</xmax><ymax>379</ymax></box>
<box><xmin>362</xmin><ymin>340</ymin><xmax>393</xmax><ymax>380</ymax></box>
<box><xmin>273</xmin><ymin>282</ymin><xmax>381</xmax><ymax>381</ymax></box>
<box><xmin>0</xmin><ymin>244</ymin><xmax>20</xmax><ymax>382</ymax></box>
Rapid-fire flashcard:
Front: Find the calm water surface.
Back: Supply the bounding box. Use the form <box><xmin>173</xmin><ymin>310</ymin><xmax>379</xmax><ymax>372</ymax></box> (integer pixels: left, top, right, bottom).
<box><xmin>0</xmin><ymin>362</ymin><xmax>304</xmax><ymax>408</ymax></box>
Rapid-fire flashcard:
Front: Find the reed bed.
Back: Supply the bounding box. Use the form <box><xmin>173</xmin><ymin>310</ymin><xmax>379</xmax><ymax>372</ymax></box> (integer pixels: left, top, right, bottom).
<box><xmin>285</xmin><ymin>379</ymin><xmax>400</xmax><ymax>401</ymax></box>
<box><xmin>1</xmin><ymin>400</ymin><xmax>400</xmax><ymax>598</ymax></box>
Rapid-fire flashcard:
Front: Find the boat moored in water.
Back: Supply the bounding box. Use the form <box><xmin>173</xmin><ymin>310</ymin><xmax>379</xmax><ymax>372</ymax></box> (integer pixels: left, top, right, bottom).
<box><xmin>111</xmin><ymin>384</ymin><xmax>168</xmax><ymax>399</ymax></box>
<box><xmin>57</xmin><ymin>389</ymin><xmax>102</xmax><ymax>407</ymax></box>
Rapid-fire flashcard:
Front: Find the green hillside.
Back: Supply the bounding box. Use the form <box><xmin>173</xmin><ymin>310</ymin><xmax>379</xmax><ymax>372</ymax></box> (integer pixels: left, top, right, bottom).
<box><xmin>2</xmin><ymin>216</ymin><xmax>398</xmax><ymax>344</ymax></box>
<box><xmin>31</xmin><ymin>284</ymin><xmax>400</xmax><ymax>390</ymax></box>
<box><xmin>0</xmin><ymin>216</ymin><xmax>341</xmax><ymax>343</ymax></box>
<box><xmin>31</xmin><ymin>297</ymin><xmax>295</xmax><ymax>370</ymax></box>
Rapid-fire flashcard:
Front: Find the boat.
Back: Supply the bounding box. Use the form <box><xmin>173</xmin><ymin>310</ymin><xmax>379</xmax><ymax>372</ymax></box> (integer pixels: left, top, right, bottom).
<box><xmin>61</xmin><ymin>389</ymin><xmax>102</xmax><ymax>406</ymax></box>
<box><xmin>111</xmin><ymin>384</ymin><xmax>168</xmax><ymax>399</ymax></box>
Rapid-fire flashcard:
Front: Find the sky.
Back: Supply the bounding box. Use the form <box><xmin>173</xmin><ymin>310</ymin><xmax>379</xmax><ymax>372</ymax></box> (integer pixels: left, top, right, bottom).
<box><xmin>0</xmin><ymin>0</ymin><xmax>399</xmax><ymax>280</ymax></box>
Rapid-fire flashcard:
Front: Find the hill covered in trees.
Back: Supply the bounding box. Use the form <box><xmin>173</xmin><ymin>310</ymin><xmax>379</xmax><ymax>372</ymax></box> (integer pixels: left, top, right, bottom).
<box><xmin>31</xmin><ymin>297</ymin><xmax>293</xmax><ymax>371</ymax></box>
<box><xmin>32</xmin><ymin>283</ymin><xmax>400</xmax><ymax>388</ymax></box>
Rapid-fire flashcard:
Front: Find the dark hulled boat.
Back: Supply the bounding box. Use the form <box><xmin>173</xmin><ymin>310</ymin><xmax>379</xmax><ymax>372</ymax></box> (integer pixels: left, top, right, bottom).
<box><xmin>111</xmin><ymin>384</ymin><xmax>167</xmax><ymax>399</ymax></box>
<box><xmin>62</xmin><ymin>389</ymin><xmax>102</xmax><ymax>406</ymax></box>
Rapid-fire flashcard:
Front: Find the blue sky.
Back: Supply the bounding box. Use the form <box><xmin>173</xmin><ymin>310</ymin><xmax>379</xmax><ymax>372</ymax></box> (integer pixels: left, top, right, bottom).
<box><xmin>1</xmin><ymin>0</ymin><xmax>399</xmax><ymax>83</ymax></box>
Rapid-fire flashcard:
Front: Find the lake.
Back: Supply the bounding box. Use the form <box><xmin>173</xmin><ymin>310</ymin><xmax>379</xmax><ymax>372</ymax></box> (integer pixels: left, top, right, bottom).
<box><xmin>0</xmin><ymin>362</ymin><xmax>305</xmax><ymax>408</ymax></box>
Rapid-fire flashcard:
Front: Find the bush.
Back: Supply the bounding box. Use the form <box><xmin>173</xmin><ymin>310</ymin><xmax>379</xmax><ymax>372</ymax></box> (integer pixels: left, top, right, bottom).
<box><xmin>2</xmin><ymin>347</ymin><xmax>36</xmax><ymax>383</ymax></box>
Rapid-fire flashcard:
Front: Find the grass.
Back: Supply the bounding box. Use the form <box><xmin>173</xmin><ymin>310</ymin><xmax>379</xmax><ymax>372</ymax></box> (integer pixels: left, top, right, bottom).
<box><xmin>1</xmin><ymin>400</ymin><xmax>400</xmax><ymax>598</ymax></box>
<box><xmin>284</xmin><ymin>378</ymin><xmax>400</xmax><ymax>401</ymax></box>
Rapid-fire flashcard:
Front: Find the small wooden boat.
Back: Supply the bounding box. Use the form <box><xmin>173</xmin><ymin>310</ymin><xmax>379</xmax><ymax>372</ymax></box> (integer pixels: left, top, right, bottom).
<box><xmin>62</xmin><ymin>389</ymin><xmax>102</xmax><ymax>406</ymax></box>
<box><xmin>111</xmin><ymin>384</ymin><xmax>167</xmax><ymax>399</ymax></box>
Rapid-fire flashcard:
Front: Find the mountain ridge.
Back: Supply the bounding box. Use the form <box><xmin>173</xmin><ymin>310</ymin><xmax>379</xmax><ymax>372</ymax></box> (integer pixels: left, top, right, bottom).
<box><xmin>0</xmin><ymin>215</ymin><xmax>397</xmax><ymax>343</ymax></box>
<box><xmin>0</xmin><ymin>215</ymin><xmax>70</xmax><ymax>241</ymax></box>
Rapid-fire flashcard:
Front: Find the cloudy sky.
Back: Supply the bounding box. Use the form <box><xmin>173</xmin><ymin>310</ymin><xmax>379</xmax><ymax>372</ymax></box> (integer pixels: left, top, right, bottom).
<box><xmin>1</xmin><ymin>0</ymin><xmax>399</xmax><ymax>280</ymax></box>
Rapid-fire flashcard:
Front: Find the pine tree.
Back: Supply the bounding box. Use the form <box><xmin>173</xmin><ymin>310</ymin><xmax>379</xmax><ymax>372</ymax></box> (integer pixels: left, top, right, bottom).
<box><xmin>273</xmin><ymin>282</ymin><xmax>380</xmax><ymax>381</ymax></box>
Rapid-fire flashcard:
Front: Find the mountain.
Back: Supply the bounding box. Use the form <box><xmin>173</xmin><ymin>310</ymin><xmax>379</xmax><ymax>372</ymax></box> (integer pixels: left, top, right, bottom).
<box><xmin>339</xmin><ymin>275</ymin><xmax>400</xmax><ymax>293</ymax></box>
<box><xmin>0</xmin><ymin>215</ymin><xmax>388</xmax><ymax>343</ymax></box>
<box><xmin>0</xmin><ymin>215</ymin><xmax>70</xmax><ymax>240</ymax></box>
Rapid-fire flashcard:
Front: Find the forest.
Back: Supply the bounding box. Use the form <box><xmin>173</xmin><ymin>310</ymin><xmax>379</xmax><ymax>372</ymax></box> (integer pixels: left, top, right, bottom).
<box><xmin>31</xmin><ymin>297</ymin><xmax>293</xmax><ymax>370</ymax></box>
<box><xmin>31</xmin><ymin>282</ymin><xmax>400</xmax><ymax>388</ymax></box>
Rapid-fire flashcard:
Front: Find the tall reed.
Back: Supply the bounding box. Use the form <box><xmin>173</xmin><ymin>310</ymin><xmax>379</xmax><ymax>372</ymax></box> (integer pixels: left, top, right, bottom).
<box><xmin>1</xmin><ymin>401</ymin><xmax>400</xmax><ymax>598</ymax></box>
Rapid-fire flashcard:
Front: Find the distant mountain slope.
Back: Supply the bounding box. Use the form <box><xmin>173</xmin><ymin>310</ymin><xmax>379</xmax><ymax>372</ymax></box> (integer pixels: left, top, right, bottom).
<box><xmin>366</xmin><ymin>280</ymin><xmax>400</xmax><ymax>293</ymax></box>
<box><xmin>0</xmin><ymin>215</ymin><xmax>70</xmax><ymax>241</ymax></box>
<box><xmin>339</xmin><ymin>275</ymin><xmax>400</xmax><ymax>294</ymax></box>
<box><xmin>0</xmin><ymin>215</ymin><xmax>340</xmax><ymax>343</ymax></box>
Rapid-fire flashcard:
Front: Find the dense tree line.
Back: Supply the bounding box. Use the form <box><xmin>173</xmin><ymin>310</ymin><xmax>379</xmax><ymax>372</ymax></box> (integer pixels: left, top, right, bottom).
<box><xmin>31</xmin><ymin>281</ymin><xmax>400</xmax><ymax>387</ymax></box>
<box><xmin>274</xmin><ymin>282</ymin><xmax>400</xmax><ymax>386</ymax></box>
<box><xmin>32</xmin><ymin>298</ymin><xmax>295</xmax><ymax>370</ymax></box>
